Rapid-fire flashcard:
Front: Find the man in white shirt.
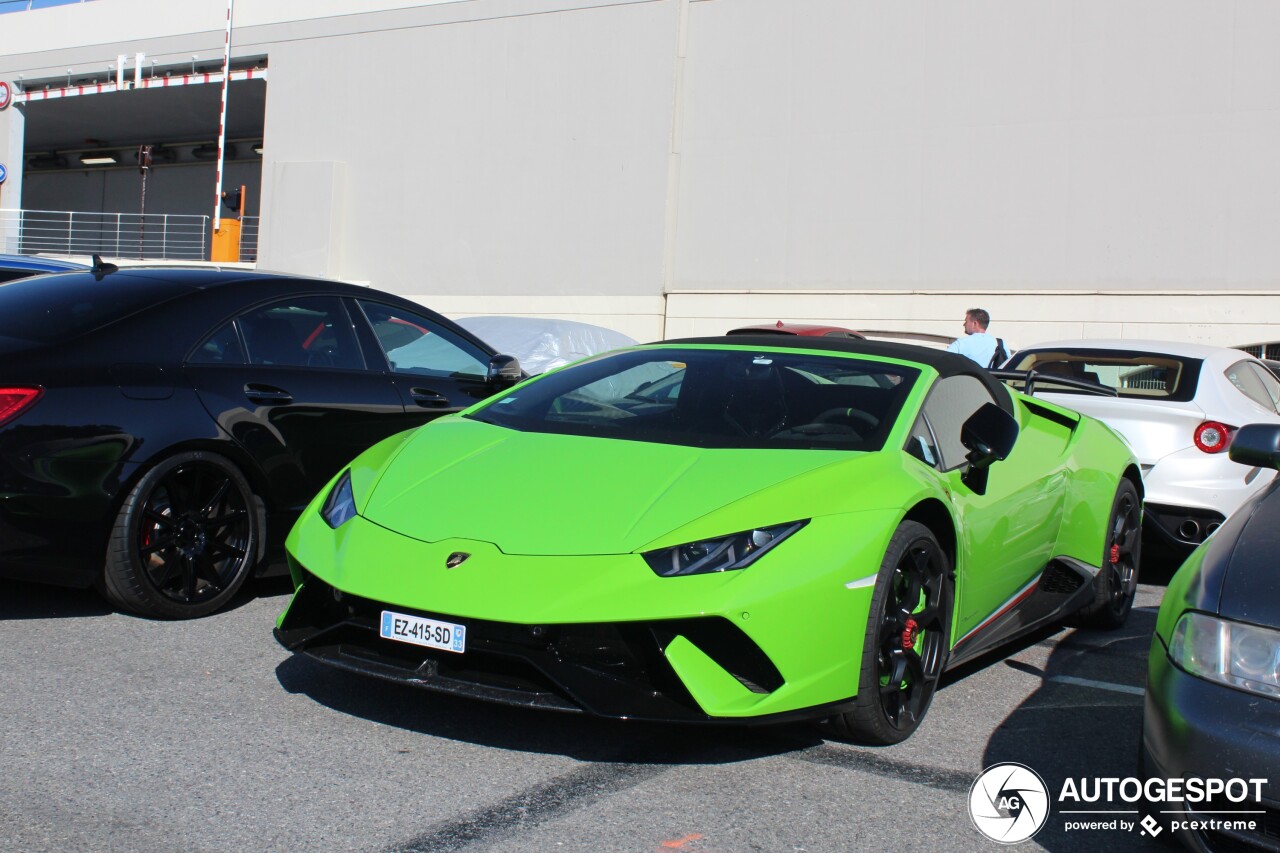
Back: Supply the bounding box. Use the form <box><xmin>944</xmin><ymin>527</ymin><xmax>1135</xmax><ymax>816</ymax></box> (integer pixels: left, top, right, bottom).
<box><xmin>946</xmin><ymin>308</ymin><xmax>1004</xmax><ymax>367</ymax></box>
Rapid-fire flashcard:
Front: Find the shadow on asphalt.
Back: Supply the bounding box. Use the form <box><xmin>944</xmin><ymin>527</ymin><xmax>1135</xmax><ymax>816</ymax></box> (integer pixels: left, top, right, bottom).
<box><xmin>0</xmin><ymin>571</ymin><xmax>295</xmax><ymax>621</ymax></box>
<box><xmin>0</xmin><ymin>580</ymin><xmax>111</xmax><ymax>620</ymax></box>
<box><xmin>977</xmin><ymin>603</ymin><xmax>1166</xmax><ymax>851</ymax></box>
<box><xmin>274</xmin><ymin>652</ymin><xmax>823</xmax><ymax>763</ymax></box>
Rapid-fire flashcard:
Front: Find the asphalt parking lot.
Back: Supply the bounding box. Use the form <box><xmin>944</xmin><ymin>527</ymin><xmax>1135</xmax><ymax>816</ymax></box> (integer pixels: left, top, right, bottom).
<box><xmin>0</xmin><ymin>548</ymin><xmax>1184</xmax><ymax>853</ymax></box>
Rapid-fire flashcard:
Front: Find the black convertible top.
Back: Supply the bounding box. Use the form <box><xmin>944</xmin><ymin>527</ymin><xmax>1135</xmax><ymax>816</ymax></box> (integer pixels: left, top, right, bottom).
<box><xmin>659</xmin><ymin>335</ymin><xmax>1014</xmax><ymax>412</ymax></box>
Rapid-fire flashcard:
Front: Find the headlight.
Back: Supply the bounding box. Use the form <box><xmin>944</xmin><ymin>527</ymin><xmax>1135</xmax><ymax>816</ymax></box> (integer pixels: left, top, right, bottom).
<box><xmin>643</xmin><ymin>520</ymin><xmax>807</xmax><ymax>578</ymax></box>
<box><xmin>320</xmin><ymin>470</ymin><xmax>357</xmax><ymax>529</ymax></box>
<box><xmin>1168</xmin><ymin>611</ymin><xmax>1280</xmax><ymax>699</ymax></box>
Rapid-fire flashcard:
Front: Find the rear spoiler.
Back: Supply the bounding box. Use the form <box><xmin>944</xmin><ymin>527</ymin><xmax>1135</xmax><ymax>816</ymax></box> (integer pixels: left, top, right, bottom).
<box><xmin>989</xmin><ymin>369</ymin><xmax>1120</xmax><ymax>398</ymax></box>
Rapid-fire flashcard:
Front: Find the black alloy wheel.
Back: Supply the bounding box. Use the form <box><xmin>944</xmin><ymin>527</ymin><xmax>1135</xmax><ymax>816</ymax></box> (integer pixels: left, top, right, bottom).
<box><xmin>102</xmin><ymin>451</ymin><xmax>261</xmax><ymax>619</ymax></box>
<box><xmin>825</xmin><ymin>521</ymin><xmax>952</xmax><ymax>745</ymax></box>
<box><xmin>1074</xmin><ymin>479</ymin><xmax>1142</xmax><ymax>630</ymax></box>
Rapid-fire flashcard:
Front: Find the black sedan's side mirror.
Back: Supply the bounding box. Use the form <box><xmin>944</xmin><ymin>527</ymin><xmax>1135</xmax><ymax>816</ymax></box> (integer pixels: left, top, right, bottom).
<box><xmin>960</xmin><ymin>402</ymin><xmax>1019</xmax><ymax>495</ymax></box>
<box><xmin>1229</xmin><ymin>424</ymin><xmax>1280</xmax><ymax>471</ymax></box>
<box><xmin>486</xmin><ymin>354</ymin><xmax>524</xmax><ymax>391</ymax></box>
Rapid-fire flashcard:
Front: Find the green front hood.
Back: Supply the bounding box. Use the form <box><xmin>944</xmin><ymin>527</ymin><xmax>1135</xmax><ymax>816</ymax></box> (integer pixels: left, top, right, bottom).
<box><xmin>360</xmin><ymin>417</ymin><xmax>851</xmax><ymax>555</ymax></box>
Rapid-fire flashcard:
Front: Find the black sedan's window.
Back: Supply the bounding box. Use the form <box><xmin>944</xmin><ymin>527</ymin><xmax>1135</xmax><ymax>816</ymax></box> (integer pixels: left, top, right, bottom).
<box><xmin>356</xmin><ymin>300</ymin><xmax>489</xmax><ymax>380</ymax></box>
<box><xmin>191</xmin><ymin>297</ymin><xmax>364</xmax><ymax>370</ymax></box>
<box><xmin>469</xmin><ymin>347</ymin><xmax>918</xmax><ymax>450</ymax></box>
<box><xmin>190</xmin><ymin>321</ymin><xmax>245</xmax><ymax>364</ymax></box>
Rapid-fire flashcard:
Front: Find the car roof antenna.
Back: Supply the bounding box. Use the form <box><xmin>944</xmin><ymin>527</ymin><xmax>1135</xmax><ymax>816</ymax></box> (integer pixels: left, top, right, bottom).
<box><xmin>91</xmin><ymin>254</ymin><xmax>119</xmax><ymax>280</ymax></box>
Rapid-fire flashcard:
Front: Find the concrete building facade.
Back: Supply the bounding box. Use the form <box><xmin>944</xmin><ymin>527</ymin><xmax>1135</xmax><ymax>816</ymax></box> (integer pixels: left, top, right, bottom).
<box><xmin>2</xmin><ymin>0</ymin><xmax>1280</xmax><ymax>349</ymax></box>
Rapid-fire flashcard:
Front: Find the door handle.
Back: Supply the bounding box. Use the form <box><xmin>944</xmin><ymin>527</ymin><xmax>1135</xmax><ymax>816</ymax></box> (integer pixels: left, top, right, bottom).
<box><xmin>244</xmin><ymin>383</ymin><xmax>293</xmax><ymax>405</ymax></box>
<box><xmin>409</xmin><ymin>387</ymin><xmax>452</xmax><ymax>408</ymax></box>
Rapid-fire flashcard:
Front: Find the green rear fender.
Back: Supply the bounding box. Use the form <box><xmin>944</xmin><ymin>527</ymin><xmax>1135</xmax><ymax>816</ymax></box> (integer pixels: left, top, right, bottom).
<box><xmin>1053</xmin><ymin>418</ymin><xmax>1140</xmax><ymax>567</ymax></box>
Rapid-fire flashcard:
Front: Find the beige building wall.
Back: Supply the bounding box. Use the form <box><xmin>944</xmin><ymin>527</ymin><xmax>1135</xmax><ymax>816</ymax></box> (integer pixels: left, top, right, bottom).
<box><xmin>2</xmin><ymin>0</ymin><xmax>1280</xmax><ymax>347</ymax></box>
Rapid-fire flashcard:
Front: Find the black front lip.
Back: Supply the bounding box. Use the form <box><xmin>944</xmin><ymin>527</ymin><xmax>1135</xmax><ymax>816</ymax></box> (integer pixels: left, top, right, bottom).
<box><xmin>275</xmin><ymin>570</ymin><xmax>852</xmax><ymax>726</ymax></box>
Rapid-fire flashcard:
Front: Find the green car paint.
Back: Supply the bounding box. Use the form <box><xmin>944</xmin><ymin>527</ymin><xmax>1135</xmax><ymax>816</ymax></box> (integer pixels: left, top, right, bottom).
<box><xmin>278</xmin><ymin>339</ymin><xmax>1139</xmax><ymax>736</ymax></box>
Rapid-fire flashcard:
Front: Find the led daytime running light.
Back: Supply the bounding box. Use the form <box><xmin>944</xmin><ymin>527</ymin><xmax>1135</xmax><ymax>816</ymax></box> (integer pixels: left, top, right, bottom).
<box><xmin>644</xmin><ymin>520</ymin><xmax>807</xmax><ymax>578</ymax></box>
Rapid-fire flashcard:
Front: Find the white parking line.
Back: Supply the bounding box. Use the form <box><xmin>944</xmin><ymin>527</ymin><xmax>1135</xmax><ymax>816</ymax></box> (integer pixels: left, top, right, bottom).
<box><xmin>1049</xmin><ymin>675</ymin><xmax>1145</xmax><ymax>696</ymax></box>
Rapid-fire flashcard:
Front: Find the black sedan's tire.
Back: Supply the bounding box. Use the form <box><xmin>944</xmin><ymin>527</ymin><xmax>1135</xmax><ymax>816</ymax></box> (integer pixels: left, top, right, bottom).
<box><xmin>102</xmin><ymin>451</ymin><xmax>261</xmax><ymax>619</ymax></box>
<box><xmin>825</xmin><ymin>521</ymin><xmax>952</xmax><ymax>745</ymax></box>
<box><xmin>1074</xmin><ymin>478</ymin><xmax>1142</xmax><ymax>630</ymax></box>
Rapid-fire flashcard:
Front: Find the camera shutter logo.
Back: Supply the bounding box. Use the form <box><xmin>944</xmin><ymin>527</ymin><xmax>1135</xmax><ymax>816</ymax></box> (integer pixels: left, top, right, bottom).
<box><xmin>969</xmin><ymin>763</ymin><xmax>1051</xmax><ymax>844</ymax></box>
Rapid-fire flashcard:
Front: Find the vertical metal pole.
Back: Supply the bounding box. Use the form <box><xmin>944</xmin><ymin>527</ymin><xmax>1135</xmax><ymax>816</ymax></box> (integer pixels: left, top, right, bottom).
<box><xmin>213</xmin><ymin>0</ymin><xmax>234</xmax><ymax>235</ymax></box>
<box><xmin>138</xmin><ymin>144</ymin><xmax>151</xmax><ymax>259</ymax></box>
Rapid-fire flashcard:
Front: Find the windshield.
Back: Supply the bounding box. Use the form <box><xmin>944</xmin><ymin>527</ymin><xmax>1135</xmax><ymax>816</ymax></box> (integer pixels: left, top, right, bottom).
<box><xmin>467</xmin><ymin>346</ymin><xmax>919</xmax><ymax>450</ymax></box>
<box><xmin>1008</xmin><ymin>349</ymin><xmax>1202</xmax><ymax>402</ymax></box>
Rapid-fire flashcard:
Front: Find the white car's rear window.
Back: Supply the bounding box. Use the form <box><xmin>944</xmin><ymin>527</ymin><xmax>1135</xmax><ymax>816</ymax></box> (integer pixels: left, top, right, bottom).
<box><xmin>1008</xmin><ymin>349</ymin><xmax>1201</xmax><ymax>402</ymax></box>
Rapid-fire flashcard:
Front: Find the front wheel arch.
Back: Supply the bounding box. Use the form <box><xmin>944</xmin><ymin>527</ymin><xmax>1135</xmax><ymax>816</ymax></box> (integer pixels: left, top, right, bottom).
<box><xmin>823</xmin><ymin>520</ymin><xmax>953</xmax><ymax>745</ymax></box>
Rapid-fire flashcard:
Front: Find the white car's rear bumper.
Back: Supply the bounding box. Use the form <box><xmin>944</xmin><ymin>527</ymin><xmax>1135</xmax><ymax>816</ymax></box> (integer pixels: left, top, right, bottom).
<box><xmin>1142</xmin><ymin>445</ymin><xmax>1277</xmax><ymax>546</ymax></box>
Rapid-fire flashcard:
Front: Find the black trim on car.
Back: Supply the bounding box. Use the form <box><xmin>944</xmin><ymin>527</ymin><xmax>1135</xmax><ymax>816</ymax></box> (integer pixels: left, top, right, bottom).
<box><xmin>276</xmin><ymin>569</ymin><xmax>813</xmax><ymax>724</ymax></box>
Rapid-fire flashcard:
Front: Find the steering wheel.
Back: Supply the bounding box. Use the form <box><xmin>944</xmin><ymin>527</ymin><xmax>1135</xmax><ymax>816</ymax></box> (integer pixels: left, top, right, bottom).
<box><xmin>814</xmin><ymin>407</ymin><xmax>878</xmax><ymax>432</ymax></box>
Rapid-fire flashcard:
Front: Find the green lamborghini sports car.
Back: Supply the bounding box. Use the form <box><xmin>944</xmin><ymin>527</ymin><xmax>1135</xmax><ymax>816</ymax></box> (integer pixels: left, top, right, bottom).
<box><xmin>276</xmin><ymin>336</ymin><xmax>1141</xmax><ymax>743</ymax></box>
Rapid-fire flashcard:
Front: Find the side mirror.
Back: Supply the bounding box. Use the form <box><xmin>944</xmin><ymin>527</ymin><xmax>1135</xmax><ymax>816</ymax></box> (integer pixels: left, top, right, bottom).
<box><xmin>486</xmin><ymin>354</ymin><xmax>523</xmax><ymax>391</ymax></box>
<box><xmin>960</xmin><ymin>403</ymin><xmax>1019</xmax><ymax>495</ymax></box>
<box><xmin>1228</xmin><ymin>424</ymin><xmax>1280</xmax><ymax>471</ymax></box>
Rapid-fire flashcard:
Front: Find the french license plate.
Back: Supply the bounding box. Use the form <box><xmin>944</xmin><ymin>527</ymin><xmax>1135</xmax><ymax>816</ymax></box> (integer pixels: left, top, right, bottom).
<box><xmin>380</xmin><ymin>610</ymin><xmax>466</xmax><ymax>654</ymax></box>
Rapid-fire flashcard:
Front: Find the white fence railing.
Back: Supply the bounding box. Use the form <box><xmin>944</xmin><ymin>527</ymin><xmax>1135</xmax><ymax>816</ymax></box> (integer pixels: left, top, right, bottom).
<box><xmin>0</xmin><ymin>208</ymin><xmax>258</xmax><ymax>262</ymax></box>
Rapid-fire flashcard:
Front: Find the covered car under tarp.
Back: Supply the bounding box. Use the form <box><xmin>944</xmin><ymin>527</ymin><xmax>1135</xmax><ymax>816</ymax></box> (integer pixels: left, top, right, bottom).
<box><xmin>456</xmin><ymin>316</ymin><xmax>638</xmax><ymax>375</ymax></box>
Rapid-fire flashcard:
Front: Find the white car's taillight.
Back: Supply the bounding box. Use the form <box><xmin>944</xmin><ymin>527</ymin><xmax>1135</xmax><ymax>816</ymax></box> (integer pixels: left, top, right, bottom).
<box><xmin>1193</xmin><ymin>420</ymin><xmax>1233</xmax><ymax>454</ymax></box>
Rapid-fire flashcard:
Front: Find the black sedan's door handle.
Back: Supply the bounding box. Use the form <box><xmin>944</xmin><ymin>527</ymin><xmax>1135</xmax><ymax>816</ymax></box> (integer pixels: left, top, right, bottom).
<box><xmin>244</xmin><ymin>383</ymin><xmax>293</xmax><ymax>405</ymax></box>
<box><xmin>408</xmin><ymin>387</ymin><xmax>452</xmax><ymax>409</ymax></box>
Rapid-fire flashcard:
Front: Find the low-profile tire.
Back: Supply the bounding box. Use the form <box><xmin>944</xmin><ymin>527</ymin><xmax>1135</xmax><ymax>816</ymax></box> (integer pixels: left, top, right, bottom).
<box><xmin>1073</xmin><ymin>478</ymin><xmax>1141</xmax><ymax>630</ymax></box>
<box><xmin>101</xmin><ymin>450</ymin><xmax>261</xmax><ymax>619</ymax></box>
<box><xmin>824</xmin><ymin>521</ymin><xmax>953</xmax><ymax>745</ymax></box>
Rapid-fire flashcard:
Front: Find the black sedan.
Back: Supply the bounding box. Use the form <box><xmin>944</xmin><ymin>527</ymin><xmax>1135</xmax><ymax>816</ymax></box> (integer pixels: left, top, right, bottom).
<box><xmin>0</xmin><ymin>263</ymin><xmax>521</xmax><ymax>618</ymax></box>
<box><xmin>1141</xmin><ymin>423</ymin><xmax>1280</xmax><ymax>850</ymax></box>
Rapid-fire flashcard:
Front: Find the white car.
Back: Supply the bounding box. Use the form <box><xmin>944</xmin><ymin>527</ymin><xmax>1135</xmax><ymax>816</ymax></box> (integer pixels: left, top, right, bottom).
<box><xmin>1002</xmin><ymin>339</ymin><xmax>1280</xmax><ymax>549</ymax></box>
<box><xmin>455</xmin><ymin>316</ymin><xmax>637</xmax><ymax>375</ymax></box>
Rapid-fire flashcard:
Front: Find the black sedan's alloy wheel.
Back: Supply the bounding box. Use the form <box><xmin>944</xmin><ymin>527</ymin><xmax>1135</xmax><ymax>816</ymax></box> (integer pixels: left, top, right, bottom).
<box><xmin>103</xmin><ymin>451</ymin><xmax>261</xmax><ymax>619</ymax></box>
<box><xmin>1074</xmin><ymin>478</ymin><xmax>1142</xmax><ymax>630</ymax></box>
<box><xmin>826</xmin><ymin>521</ymin><xmax>952</xmax><ymax>745</ymax></box>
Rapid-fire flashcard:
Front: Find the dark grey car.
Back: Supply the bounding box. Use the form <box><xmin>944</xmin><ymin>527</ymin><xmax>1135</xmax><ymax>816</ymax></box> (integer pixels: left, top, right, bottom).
<box><xmin>1142</xmin><ymin>423</ymin><xmax>1280</xmax><ymax>851</ymax></box>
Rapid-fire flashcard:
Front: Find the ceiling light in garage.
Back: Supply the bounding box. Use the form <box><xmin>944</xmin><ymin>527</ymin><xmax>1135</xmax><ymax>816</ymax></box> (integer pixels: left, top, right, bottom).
<box><xmin>79</xmin><ymin>151</ymin><xmax>119</xmax><ymax>166</ymax></box>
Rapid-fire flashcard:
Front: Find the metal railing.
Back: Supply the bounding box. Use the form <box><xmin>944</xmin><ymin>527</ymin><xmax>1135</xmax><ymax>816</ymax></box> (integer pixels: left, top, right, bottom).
<box><xmin>238</xmin><ymin>216</ymin><xmax>260</xmax><ymax>263</ymax></box>
<box><xmin>0</xmin><ymin>208</ymin><xmax>259</xmax><ymax>262</ymax></box>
